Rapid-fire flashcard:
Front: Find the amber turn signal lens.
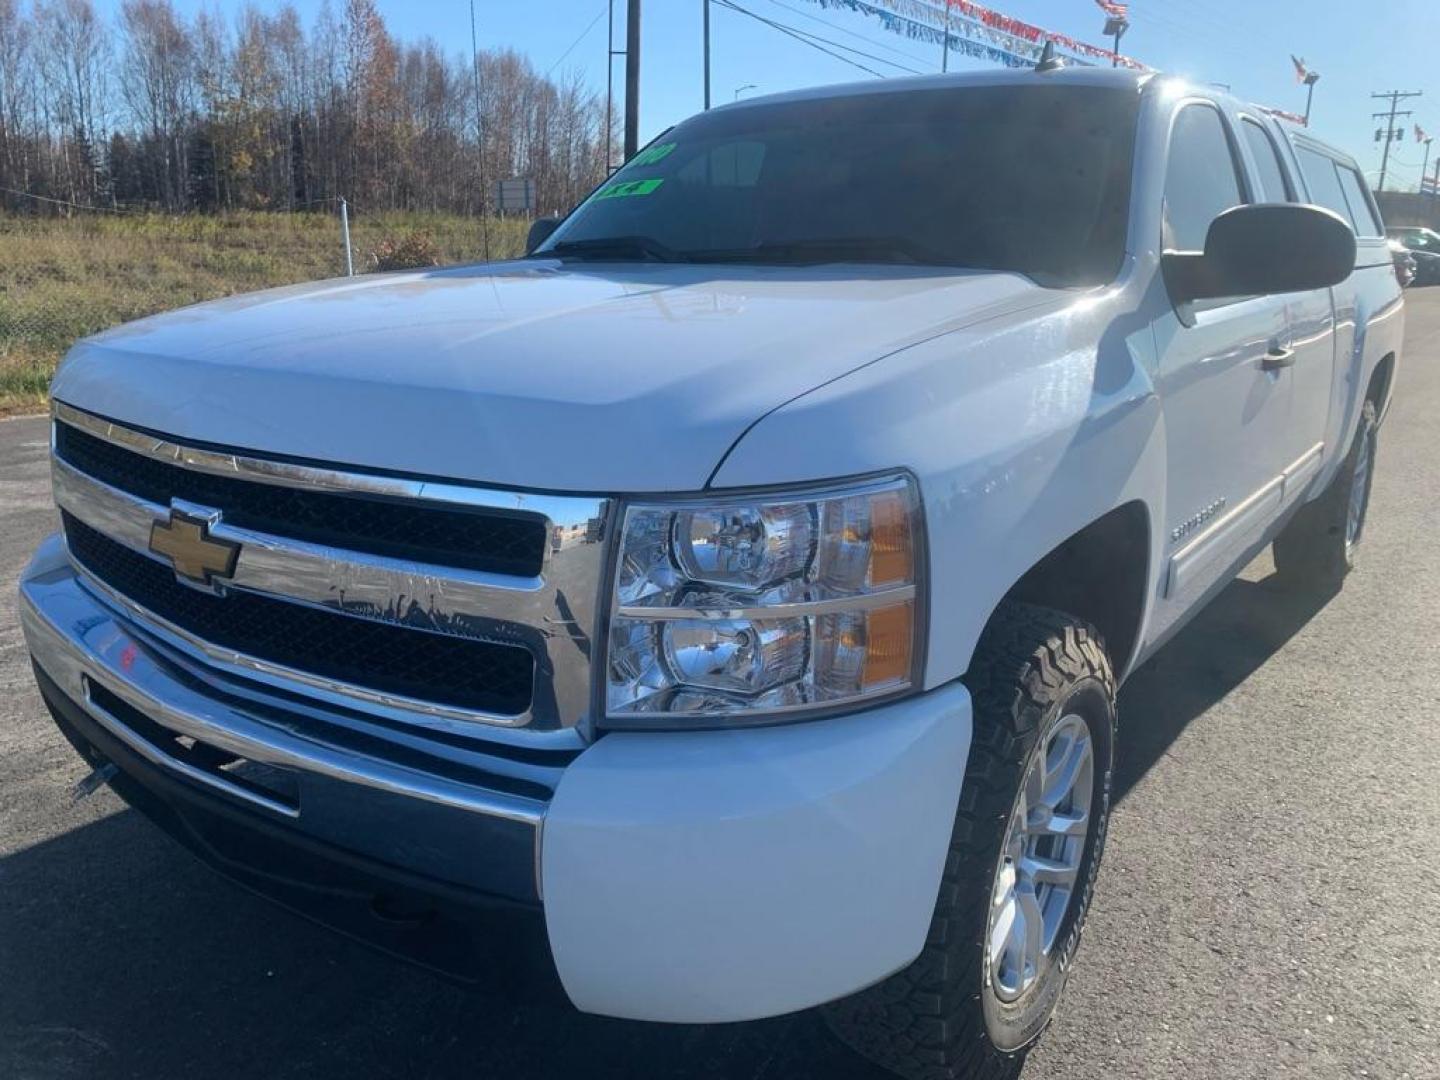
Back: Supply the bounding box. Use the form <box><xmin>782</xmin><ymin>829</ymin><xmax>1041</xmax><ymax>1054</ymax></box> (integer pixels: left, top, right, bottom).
<box><xmin>862</xmin><ymin>601</ymin><xmax>913</xmax><ymax>689</ymax></box>
<box><xmin>867</xmin><ymin>489</ymin><xmax>913</xmax><ymax>586</ymax></box>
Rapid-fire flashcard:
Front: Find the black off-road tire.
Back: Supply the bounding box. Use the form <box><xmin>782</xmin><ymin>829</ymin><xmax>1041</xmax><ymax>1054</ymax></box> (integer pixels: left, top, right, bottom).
<box><xmin>1273</xmin><ymin>399</ymin><xmax>1377</xmax><ymax>588</ymax></box>
<box><xmin>824</xmin><ymin>602</ymin><xmax>1117</xmax><ymax>1080</ymax></box>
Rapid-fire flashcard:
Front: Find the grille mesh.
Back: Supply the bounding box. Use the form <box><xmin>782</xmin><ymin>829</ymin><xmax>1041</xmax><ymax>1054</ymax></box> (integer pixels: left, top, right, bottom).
<box><xmin>63</xmin><ymin>513</ymin><xmax>534</xmax><ymax>717</ymax></box>
<box><xmin>56</xmin><ymin>422</ymin><xmax>548</xmax><ymax>577</ymax></box>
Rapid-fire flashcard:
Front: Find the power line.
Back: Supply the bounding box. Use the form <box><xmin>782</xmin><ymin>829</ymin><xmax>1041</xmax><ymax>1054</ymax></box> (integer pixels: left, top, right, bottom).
<box><xmin>0</xmin><ymin>186</ymin><xmax>137</xmax><ymax>214</ymax></box>
<box><xmin>760</xmin><ymin>0</ymin><xmax>933</xmax><ymax>70</ymax></box>
<box><xmin>777</xmin><ymin>19</ymin><xmax>925</xmax><ymax>74</ymax></box>
<box><xmin>546</xmin><ymin>5</ymin><xmax>608</xmax><ymax>77</ymax></box>
<box><xmin>713</xmin><ymin>0</ymin><xmax>890</xmax><ymax>77</ymax></box>
<box><xmin>721</xmin><ymin>0</ymin><xmax>921</xmax><ymax>75</ymax></box>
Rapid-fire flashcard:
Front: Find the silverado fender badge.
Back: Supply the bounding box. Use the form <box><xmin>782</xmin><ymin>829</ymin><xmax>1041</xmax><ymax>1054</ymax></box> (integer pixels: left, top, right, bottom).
<box><xmin>149</xmin><ymin>507</ymin><xmax>241</xmax><ymax>588</ymax></box>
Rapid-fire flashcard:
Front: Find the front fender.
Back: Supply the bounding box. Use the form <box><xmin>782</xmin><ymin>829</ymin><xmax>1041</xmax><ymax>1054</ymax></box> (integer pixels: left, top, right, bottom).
<box><xmin>710</xmin><ymin>291</ymin><xmax>1166</xmax><ymax>687</ymax></box>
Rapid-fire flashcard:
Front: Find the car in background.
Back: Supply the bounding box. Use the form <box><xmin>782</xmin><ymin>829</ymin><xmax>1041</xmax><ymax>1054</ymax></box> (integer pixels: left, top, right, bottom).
<box><xmin>1389</xmin><ymin>238</ymin><xmax>1418</xmax><ymax>286</ymax></box>
<box><xmin>1387</xmin><ymin>226</ymin><xmax>1440</xmax><ymax>284</ymax></box>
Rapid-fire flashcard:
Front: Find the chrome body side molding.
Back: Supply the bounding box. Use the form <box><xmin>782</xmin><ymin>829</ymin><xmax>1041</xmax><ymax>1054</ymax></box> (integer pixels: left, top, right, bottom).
<box><xmin>1164</xmin><ymin>443</ymin><xmax>1325</xmax><ymax>599</ymax></box>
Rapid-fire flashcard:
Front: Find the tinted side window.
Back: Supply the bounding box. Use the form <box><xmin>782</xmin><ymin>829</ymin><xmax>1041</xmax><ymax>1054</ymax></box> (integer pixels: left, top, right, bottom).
<box><xmin>1296</xmin><ymin>147</ymin><xmax>1352</xmax><ymax>224</ymax></box>
<box><xmin>1164</xmin><ymin>105</ymin><xmax>1244</xmax><ymax>250</ymax></box>
<box><xmin>1335</xmin><ymin>165</ymin><xmax>1382</xmax><ymax>236</ymax></box>
<box><xmin>1240</xmin><ymin>118</ymin><xmax>1292</xmax><ymax>202</ymax></box>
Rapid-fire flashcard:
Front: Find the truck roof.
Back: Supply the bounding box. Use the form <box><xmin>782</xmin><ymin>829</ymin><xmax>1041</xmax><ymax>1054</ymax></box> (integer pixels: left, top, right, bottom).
<box><xmin>713</xmin><ymin>65</ymin><xmax>1153</xmax><ymax>112</ymax></box>
<box><xmin>718</xmin><ymin>66</ymin><xmax>1358</xmax><ymax>169</ymax></box>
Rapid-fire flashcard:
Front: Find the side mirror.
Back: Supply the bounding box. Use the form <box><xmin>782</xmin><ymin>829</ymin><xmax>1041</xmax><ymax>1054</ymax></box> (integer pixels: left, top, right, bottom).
<box><xmin>1163</xmin><ymin>203</ymin><xmax>1356</xmax><ymax>303</ymax></box>
<box><xmin>526</xmin><ymin>217</ymin><xmax>561</xmax><ymax>255</ymax></box>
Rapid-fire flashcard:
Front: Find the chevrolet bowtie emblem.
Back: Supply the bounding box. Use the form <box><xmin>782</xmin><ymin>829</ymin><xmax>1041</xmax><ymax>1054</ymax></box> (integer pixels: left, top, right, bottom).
<box><xmin>148</xmin><ymin>509</ymin><xmax>241</xmax><ymax>587</ymax></box>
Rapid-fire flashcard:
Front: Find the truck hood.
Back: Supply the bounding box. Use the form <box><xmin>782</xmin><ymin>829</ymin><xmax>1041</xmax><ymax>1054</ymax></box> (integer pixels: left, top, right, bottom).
<box><xmin>52</xmin><ymin>259</ymin><xmax>1058</xmax><ymax>491</ymax></box>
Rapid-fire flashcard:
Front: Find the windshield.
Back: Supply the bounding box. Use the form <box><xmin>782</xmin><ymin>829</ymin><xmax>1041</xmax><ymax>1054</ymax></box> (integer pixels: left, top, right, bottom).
<box><xmin>541</xmin><ymin>84</ymin><xmax>1140</xmax><ymax>288</ymax></box>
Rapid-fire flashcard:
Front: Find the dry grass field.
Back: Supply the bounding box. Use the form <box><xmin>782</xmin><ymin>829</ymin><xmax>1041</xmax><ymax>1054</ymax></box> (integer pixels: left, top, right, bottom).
<box><xmin>0</xmin><ymin>211</ymin><xmax>531</xmax><ymax>414</ymax></box>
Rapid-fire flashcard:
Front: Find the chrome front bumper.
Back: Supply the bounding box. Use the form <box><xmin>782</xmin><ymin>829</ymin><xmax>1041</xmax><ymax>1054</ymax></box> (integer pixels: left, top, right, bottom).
<box><xmin>25</xmin><ymin>532</ymin><xmax>978</xmax><ymax>1023</ymax></box>
<box><xmin>20</xmin><ymin>533</ymin><xmax>548</xmax><ymax>907</ymax></box>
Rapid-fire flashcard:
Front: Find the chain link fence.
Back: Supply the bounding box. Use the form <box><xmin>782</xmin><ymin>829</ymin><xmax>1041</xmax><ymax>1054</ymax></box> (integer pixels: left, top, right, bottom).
<box><xmin>0</xmin><ymin>209</ymin><xmax>531</xmax><ymax>412</ymax></box>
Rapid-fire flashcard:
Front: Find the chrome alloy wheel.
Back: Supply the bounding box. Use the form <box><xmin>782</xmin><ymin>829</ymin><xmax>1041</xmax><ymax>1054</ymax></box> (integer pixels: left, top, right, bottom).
<box><xmin>986</xmin><ymin>713</ymin><xmax>1094</xmax><ymax>1004</ymax></box>
<box><xmin>1345</xmin><ymin>426</ymin><xmax>1373</xmax><ymax>557</ymax></box>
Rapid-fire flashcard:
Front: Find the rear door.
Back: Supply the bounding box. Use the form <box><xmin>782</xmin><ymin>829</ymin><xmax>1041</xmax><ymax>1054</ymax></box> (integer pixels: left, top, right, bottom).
<box><xmin>1289</xmin><ymin>139</ymin><xmax>1394</xmax><ymax>476</ymax></box>
<box><xmin>1150</xmin><ymin>99</ymin><xmax>1296</xmax><ymax>623</ymax></box>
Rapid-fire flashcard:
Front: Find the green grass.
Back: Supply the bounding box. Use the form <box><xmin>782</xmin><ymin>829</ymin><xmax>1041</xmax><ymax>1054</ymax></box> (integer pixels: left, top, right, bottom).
<box><xmin>0</xmin><ymin>211</ymin><xmax>530</xmax><ymax>413</ymax></box>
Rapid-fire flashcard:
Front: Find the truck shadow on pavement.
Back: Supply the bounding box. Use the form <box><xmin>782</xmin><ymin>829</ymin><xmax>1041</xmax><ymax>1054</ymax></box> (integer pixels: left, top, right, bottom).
<box><xmin>0</xmin><ymin>570</ymin><xmax>1336</xmax><ymax>1080</ymax></box>
<box><xmin>1113</xmin><ymin>571</ymin><xmax>1337</xmax><ymax>802</ymax></box>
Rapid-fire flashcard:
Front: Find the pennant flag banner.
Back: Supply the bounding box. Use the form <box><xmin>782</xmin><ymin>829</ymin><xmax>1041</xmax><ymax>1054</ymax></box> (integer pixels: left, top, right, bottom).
<box><xmin>801</xmin><ymin>0</ymin><xmax>1147</xmax><ymax>72</ymax></box>
<box><xmin>1095</xmin><ymin>0</ymin><xmax>1129</xmax><ymax>17</ymax></box>
<box><xmin>1258</xmin><ymin>105</ymin><xmax>1307</xmax><ymax>127</ymax></box>
<box><xmin>796</xmin><ymin>0</ymin><xmax>1303</xmax><ymax>132</ymax></box>
<box><xmin>932</xmin><ymin>0</ymin><xmax>1146</xmax><ymax>69</ymax></box>
<box><xmin>805</xmin><ymin>0</ymin><xmax>1040</xmax><ymax>69</ymax></box>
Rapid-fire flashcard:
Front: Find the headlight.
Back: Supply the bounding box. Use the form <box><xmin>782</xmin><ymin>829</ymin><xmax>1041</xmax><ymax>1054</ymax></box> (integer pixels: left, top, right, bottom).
<box><xmin>604</xmin><ymin>474</ymin><xmax>924</xmax><ymax>726</ymax></box>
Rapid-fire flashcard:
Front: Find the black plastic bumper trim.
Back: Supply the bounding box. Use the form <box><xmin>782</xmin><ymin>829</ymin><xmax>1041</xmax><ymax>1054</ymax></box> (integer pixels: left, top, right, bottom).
<box><xmin>34</xmin><ymin>661</ymin><xmax>557</xmax><ymax>987</ymax></box>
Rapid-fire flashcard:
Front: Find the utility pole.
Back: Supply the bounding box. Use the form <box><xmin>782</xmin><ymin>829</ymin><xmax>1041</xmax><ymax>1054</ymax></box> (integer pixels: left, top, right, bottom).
<box><xmin>624</xmin><ymin>0</ymin><xmax>641</xmax><ymax>161</ymax></box>
<box><xmin>606</xmin><ymin>0</ymin><xmax>629</xmax><ymax>171</ymax></box>
<box><xmin>703</xmin><ymin>0</ymin><xmax>711</xmax><ymax>109</ymax></box>
<box><xmin>1372</xmin><ymin>90</ymin><xmax>1422</xmax><ymax>192</ymax></box>
<box><xmin>605</xmin><ymin>0</ymin><xmax>614</xmax><ymax>167</ymax></box>
<box><xmin>469</xmin><ymin>0</ymin><xmax>491</xmax><ymax>260</ymax></box>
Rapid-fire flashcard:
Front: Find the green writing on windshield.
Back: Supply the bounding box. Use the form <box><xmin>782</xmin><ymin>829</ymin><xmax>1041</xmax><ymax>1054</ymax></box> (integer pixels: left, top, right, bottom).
<box><xmin>595</xmin><ymin>178</ymin><xmax>665</xmax><ymax>200</ymax></box>
<box><xmin>630</xmin><ymin>141</ymin><xmax>677</xmax><ymax>167</ymax></box>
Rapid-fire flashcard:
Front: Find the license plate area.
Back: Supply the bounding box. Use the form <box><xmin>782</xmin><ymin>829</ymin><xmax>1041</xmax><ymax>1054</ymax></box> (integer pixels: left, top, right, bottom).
<box><xmin>84</xmin><ymin>677</ymin><xmax>301</xmax><ymax>815</ymax></box>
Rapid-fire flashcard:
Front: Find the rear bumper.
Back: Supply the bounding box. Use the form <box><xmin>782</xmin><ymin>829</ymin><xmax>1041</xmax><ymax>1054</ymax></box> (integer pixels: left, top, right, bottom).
<box><xmin>22</xmin><ymin>533</ymin><xmax>973</xmax><ymax>1023</ymax></box>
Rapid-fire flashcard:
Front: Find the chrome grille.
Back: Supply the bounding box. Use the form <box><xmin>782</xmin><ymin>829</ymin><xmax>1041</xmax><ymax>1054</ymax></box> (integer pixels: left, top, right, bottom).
<box><xmin>55</xmin><ymin>422</ymin><xmax>549</xmax><ymax>576</ymax></box>
<box><xmin>50</xmin><ymin>401</ymin><xmax>611</xmax><ymax>736</ymax></box>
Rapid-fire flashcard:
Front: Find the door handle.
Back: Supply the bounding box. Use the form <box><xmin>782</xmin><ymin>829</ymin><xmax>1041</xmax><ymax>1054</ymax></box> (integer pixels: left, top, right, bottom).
<box><xmin>1262</xmin><ymin>345</ymin><xmax>1296</xmax><ymax>371</ymax></box>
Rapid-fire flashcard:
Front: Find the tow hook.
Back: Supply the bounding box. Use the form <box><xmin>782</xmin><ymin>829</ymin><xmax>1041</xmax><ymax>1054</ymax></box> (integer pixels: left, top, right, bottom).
<box><xmin>72</xmin><ymin>763</ymin><xmax>118</xmax><ymax>803</ymax></box>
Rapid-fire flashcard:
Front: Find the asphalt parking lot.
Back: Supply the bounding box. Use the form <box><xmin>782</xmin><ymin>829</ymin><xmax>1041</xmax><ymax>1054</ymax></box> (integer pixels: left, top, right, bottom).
<box><xmin>3</xmin><ymin>291</ymin><xmax>1439</xmax><ymax>1080</ymax></box>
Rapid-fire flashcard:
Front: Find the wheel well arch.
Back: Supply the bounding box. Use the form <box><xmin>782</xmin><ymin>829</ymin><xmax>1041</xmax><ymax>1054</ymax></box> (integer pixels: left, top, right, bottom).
<box><xmin>1368</xmin><ymin>351</ymin><xmax>1396</xmax><ymax>411</ymax></box>
<box><xmin>978</xmin><ymin>501</ymin><xmax>1151</xmax><ymax>680</ymax></box>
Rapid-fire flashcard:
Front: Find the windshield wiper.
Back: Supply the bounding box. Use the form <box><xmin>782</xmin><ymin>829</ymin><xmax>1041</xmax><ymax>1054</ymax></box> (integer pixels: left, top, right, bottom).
<box><xmin>538</xmin><ymin>236</ymin><xmax>680</xmax><ymax>263</ymax></box>
<box><xmin>684</xmin><ymin>235</ymin><xmax>953</xmax><ymax>267</ymax></box>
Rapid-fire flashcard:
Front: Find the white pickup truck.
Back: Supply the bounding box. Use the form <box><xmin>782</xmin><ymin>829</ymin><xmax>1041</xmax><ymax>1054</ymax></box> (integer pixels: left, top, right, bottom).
<box><xmin>20</xmin><ymin>67</ymin><xmax>1402</xmax><ymax>1079</ymax></box>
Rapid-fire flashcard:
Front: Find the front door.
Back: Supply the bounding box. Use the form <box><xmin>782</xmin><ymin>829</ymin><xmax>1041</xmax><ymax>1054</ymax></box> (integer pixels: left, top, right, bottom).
<box><xmin>1150</xmin><ymin>100</ymin><xmax>1296</xmax><ymax>635</ymax></box>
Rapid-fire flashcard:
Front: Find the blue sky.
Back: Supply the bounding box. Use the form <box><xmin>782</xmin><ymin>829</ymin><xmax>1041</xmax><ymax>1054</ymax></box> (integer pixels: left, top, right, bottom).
<box><xmin>117</xmin><ymin>0</ymin><xmax>1440</xmax><ymax>191</ymax></box>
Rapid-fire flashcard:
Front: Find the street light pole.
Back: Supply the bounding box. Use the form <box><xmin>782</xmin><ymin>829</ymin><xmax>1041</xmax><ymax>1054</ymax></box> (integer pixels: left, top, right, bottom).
<box><xmin>941</xmin><ymin>0</ymin><xmax>950</xmax><ymax>73</ymax></box>
<box><xmin>1303</xmin><ymin>72</ymin><xmax>1320</xmax><ymax>127</ymax></box>
<box><xmin>1102</xmin><ymin>16</ymin><xmax>1128</xmax><ymax>68</ymax></box>
<box><xmin>734</xmin><ymin>83</ymin><xmax>756</xmax><ymax>102</ymax></box>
